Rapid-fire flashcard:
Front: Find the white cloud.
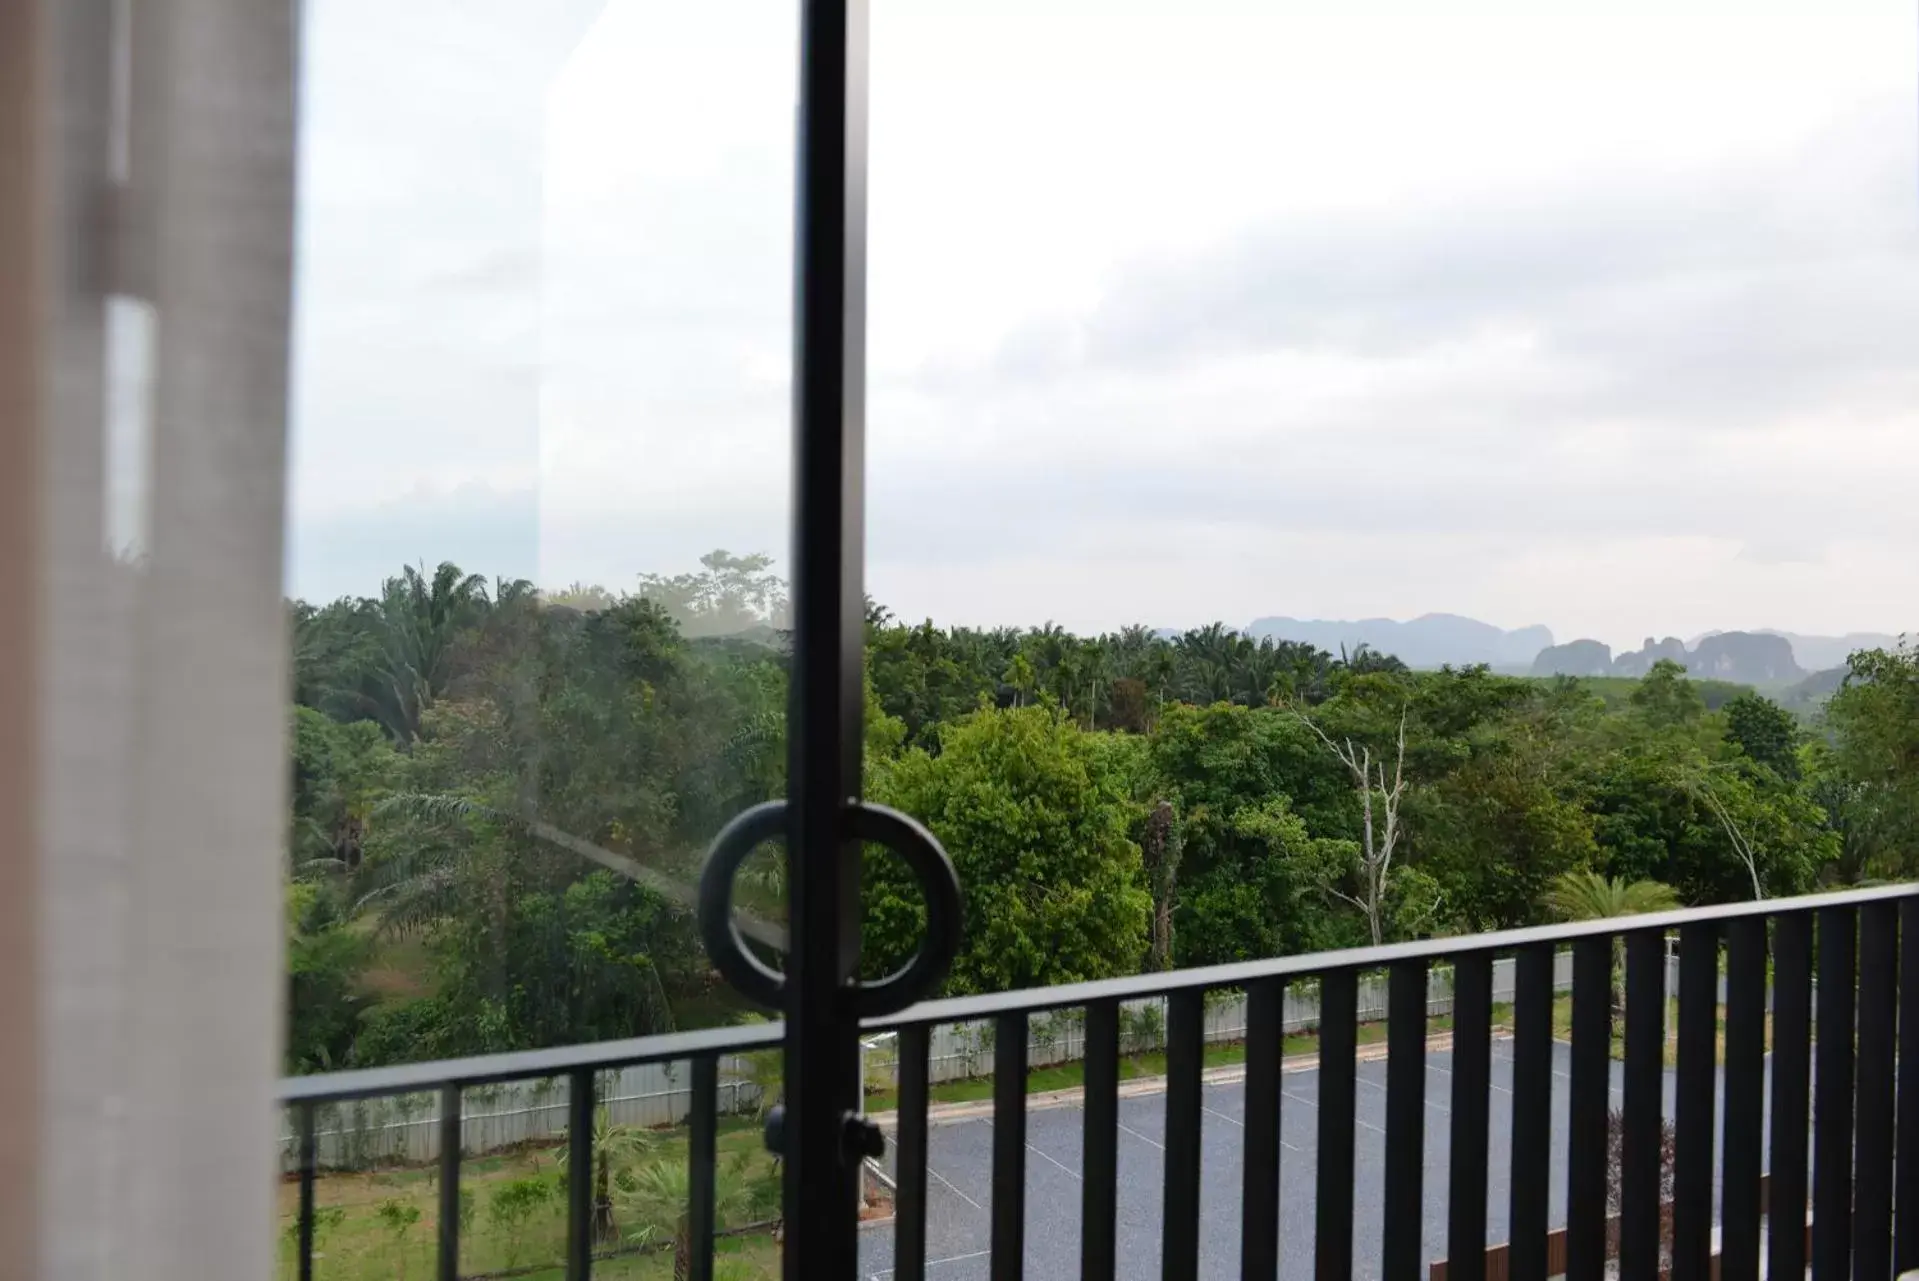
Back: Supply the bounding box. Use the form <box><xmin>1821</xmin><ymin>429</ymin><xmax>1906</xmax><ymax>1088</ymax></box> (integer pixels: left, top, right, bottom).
<box><xmin>290</xmin><ymin>0</ymin><xmax>1919</xmax><ymax>648</ymax></box>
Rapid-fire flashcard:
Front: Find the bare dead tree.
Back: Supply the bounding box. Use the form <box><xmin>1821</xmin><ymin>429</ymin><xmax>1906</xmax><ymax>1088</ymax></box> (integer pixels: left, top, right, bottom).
<box><xmin>1294</xmin><ymin>706</ymin><xmax>1408</xmax><ymax>946</ymax></box>
<box><xmin>1677</xmin><ymin>766</ymin><xmax>1765</xmax><ymax>901</ymax></box>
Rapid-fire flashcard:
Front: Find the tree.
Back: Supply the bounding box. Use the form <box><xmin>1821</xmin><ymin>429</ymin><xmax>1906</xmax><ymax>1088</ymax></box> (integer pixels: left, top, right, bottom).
<box><xmin>1722</xmin><ymin>692</ymin><xmax>1800</xmax><ymax>781</ymax></box>
<box><xmin>361</xmin><ymin>561</ymin><xmax>494</xmax><ymax>743</ymax></box>
<box><xmin>636</xmin><ymin>550</ymin><xmax>788</xmax><ymax>637</ymax></box>
<box><xmin>1826</xmin><ymin>642</ymin><xmax>1919</xmax><ymax>879</ymax></box>
<box><xmin>1545</xmin><ymin>870</ymin><xmax>1679</xmax><ymax>921</ymax></box>
<box><xmin>1140</xmin><ymin>799</ymin><xmax>1181</xmax><ymax>971</ymax></box>
<box><xmin>1295</xmin><ymin>706</ymin><xmax>1411</xmax><ymax>946</ymax></box>
<box><xmin>1547</xmin><ymin>870</ymin><xmax>1680</xmax><ymax>1018</ymax></box>
<box><xmin>1630</xmin><ymin>660</ymin><xmax>1704</xmax><ymax>731</ymax></box>
<box><xmin>867</xmin><ymin>705</ymin><xmax>1152</xmax><ymax>994</ymax></box>
<box><xmin>553</xmin><ymin>1098</ymin><xmax>657</xmax><ymax>1244</ymax></box>
<box><xmin>621</xmin><ymin>1152</ymin><xmax>776</xmax><ymax>1281</ymax></box>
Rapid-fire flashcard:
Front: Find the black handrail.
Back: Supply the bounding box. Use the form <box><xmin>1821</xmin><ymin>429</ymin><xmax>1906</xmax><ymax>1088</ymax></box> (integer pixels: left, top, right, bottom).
<box><xmin>277</xmin><ymin>881</ymin><xmax>1919</xmax><ymax>1280</ymax></box>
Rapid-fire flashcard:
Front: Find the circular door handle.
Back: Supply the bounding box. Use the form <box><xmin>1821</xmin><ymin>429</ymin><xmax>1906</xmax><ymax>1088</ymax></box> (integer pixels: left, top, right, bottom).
<box><xmin>697</xmin><ymin>799</ymin><xmax>963</xmax><ymax>1017</ymax></box>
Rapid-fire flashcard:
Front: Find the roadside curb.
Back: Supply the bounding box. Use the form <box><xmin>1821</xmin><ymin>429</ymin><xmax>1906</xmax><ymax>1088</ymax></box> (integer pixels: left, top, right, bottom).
<box><xmin>872</xmin><ymin>1029</ymin><xmax>1468</xmax><ymax>1130</ymax></box>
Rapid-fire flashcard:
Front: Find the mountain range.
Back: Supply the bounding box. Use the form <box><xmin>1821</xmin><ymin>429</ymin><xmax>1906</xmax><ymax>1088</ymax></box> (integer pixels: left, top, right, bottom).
<box><xmin>1231</xmin><ymin>614</ymin><xmax>1900</xmax><ymax>685</ymax></box>
<box><xmin>1243</xmin><ymin>613</ymin><xmax>1553</xmax><ymax>670</ymax></box>
<box><xmin>1531</xmin><ymin>629</ymin><xmax>1903</xmax><ymax>686</ymax></box>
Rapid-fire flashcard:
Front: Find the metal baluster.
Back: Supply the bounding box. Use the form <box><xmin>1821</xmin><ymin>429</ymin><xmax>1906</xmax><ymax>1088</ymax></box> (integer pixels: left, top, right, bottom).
<box><xmin>1720</xmin><ymin>917</ymin><xmax>1766</xmax><ymax>1281</ymax></box>
<box><xmin>1813</xmin><ymin>906</ymin><xmax>1857</xmax><ymax>1280</ymax></box>
<box><xmin>1448</xmin><ymin>953</ymin><xmax>1492</xmax><ymax>1281</ymax></box>
<box><xmin>1899</xmin><ymin>897</ymin><xmax>1919</xmax><ymax>1272</ymax></box>
<box><xmin>690</xmin><ymin>1057</ymin><xmax>718</xmax><ymax>1281</ymax></box>
<box><xmin>1508</xmin><ymin>945</ymin><xmax>1553</xmax><ymax>1281</ymax></box>
<box><xmin>1383</xmin><ymin>960</ymin><xmax>1427</xmax><ymax>1281</ymax></box>
<box><xmin>297</xmin><ymin>1102</ymin><xmax>317</xmax><ymax>1281</ymax></box>
<box><xmin>439</xmin><ymin>1084</ymin><xmax>462</xmax><ymax>1281</ymax></box>
<box><xmin>1770</xmin><ymin>912</ymin><xmax>1814</xmax><ymax>1281</ymax></box>
<box><xmin>1316</xmin><ymin>969</ymin><xmax>1357</xmax><ymax>1281</ymax></box>
<box><xmin>1671</xmin><ymin>923</ymin><xmax>1717</xmax><ymax>1281</ymax></box>
<box><xmin>993</xmin><ymin>1011</ymin><xmax>1028</xmax><ymax>1281</ymax></box>
<box><xmin>1619</xmin><ymin>930</ymin><xmax>1666</xmax><ymax>1280</ymax></box>
<box><xmin>1241</xmin><ymin>979</ymin><xmax>1283</xmax><ymax>1281</ymax></box>
<box><xmin>896</xmin><ymin>1025</ymin><xmax>931</xmax><ymax>1281</ymax></box>
<box><xmin>1083</xmin><ymin>1001</ymin><xmax>1119</xmax><ymax>1281</ymax></box>
<box><xmin>1566</xmin><ymin>935</ymin><xmax>1611</xmax><ymax>1281</ymax></box>
<box><xmin>1857</xmin><ymin>902</ymin><xmax>1897</xmax><ymax>1281</ymax></box>
<box><xmin>569</xmin><ymin>1069</ymin><xmax>594</xmax><ymax>1280</ymax></box>
<box><xmin>1163</xmin><ymin>989</ymin><xmax>1204</xmax><ymax>1281</ymax></box>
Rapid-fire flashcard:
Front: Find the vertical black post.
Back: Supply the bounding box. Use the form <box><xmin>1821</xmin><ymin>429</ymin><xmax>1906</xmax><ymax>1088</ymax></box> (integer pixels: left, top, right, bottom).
<box><xmin>1813</xmin><ymin>906</ymin><xmax>1857</xmax><ymax>1280</ymax></box>
<box><xmin>1163</xmin><ymin>989</ymin><xmax>1204</xmax><ymax>1281</ymax></box>
<box><xmin>1856</xmin><ymin>902</ymin><xmax>1897</xmax><ymax>1281</ymax></box>
<box><xmin>1382</xmin><ymin>960</ymin><xmax>1426</xmax><ymax>1281</ymax></box>
<box><xmin>1083</xmin><ymin>1000</ymin><xmax>1120</xmax><ymax>1281</ymax></box>
<box><xmin>689</xmin><ymin>1057</ymin><xmax>718</xmax><ymax>1281</ymax></box>
<box><xmin>1899</xmin><ymin>897</ymin><xmax>1919</xmax><ymax>1273</ymax></box>
<box><xmin>896</xmin><ymin>1025</ymin><xmax>931</xmax><ymax>1281</ymax></box>
<box><xmin>1770</xmin><ymin>912</ymin><xmax>1813</xmax><ymax>1281</ymax></box>
<box><xmin>1619</xmin><ymin>930</ymin><xmax>1665</xmax><ymax>1281</ymax></box>
<box><xmin>439</xmin><ymin>1084</ymin><xmax>462</xmax><ymax>1281</ymax></box>
<box><xmin>1447</xmin><ymin>953</ymin><xmax>1493</xmax><ymax>1281</ymax></box>
<box><xmin>1316</xmin><ymin>969</ymin><xmax>1357</xmax><ymax>1281</ymax></box>
<box><xmin>992</xmin><ymin>1011</ymin><xmax>1028</xmax><ymax>1281</ymax></box>
<box><xmin>568</xmin><ymin>1070</ymin><xmax>594</xmax><ymax>1280</ymax></box>
<box><xmin>1671</xmin><ymin>923</ymin><xmax>1717</xmax><ymax>1281</ymax></box>
<box><xmin>1721</xmin><ymin>917</ymin><xmax>1766</xmax><ymax>1281</ymax></box>
<box><xmin>1566</xmin><ymin>935</ymin><xmax>1611</xmax><ymax>1281</ymax></box>
<box><xmin>786</xmin><ymin>0</ymin><xmax>869</xmax><ymax>1276</ymax></box>
<box><xmin>1241</xmin><ymin>979</ymin><xmax>1283</xmax><ymax>1281</ymax></box>
<box><xmin>297</xmin><ymin>1102</ymin><xmax>317</xmax><ymax>1281</ymax></box>
<box><xmin>1509</xmin><ymin>945</ymin><xmax>1553</xmax><ymax>1281</ymax></box>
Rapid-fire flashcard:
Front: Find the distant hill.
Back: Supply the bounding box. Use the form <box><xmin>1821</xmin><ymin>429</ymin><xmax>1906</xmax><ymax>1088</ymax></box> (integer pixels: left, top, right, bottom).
<box><xmin>1756</xmin><ymin>630</ymin><xmax>1900</xmax><ymax>672</ymax></box>
<box><xmin>1778</xmin><ymin>665</ymin><xmax>1849</xmax><ymax>711</ymax></box>
<box><xmin>1689</xmin><ymin>632</ymin><xmax>1801</xmax><ymax>682</ymax></box>
<box><xmin>1530</xmin><ymin>639</ymin><xmax>1615</xmax><ymax>678</ymax></box>
<box><xmin>1537</xmin><ymin>630</ymin><xmax>1806</xmax><ymax>685</ymax></box>
<box><xmin>1243</xmin><ymin>613</ymin><xmax>1553</xmax><ymax>670</ymax></box>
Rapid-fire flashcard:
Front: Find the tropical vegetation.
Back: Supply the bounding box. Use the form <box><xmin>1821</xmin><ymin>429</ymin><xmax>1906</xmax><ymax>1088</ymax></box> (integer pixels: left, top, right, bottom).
<box><xmin>285</xmin><ymin>551</ymin><xmax>1916</xmax><ymax>1074</ymax></box>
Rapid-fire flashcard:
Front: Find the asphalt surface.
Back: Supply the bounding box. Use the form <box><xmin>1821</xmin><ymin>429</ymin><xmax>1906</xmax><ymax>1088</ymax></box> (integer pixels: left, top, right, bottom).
<box><xmin>857</xmin><ymin>1039</ymin><xmax>1762</xmax><ymax>1281</ymax></box>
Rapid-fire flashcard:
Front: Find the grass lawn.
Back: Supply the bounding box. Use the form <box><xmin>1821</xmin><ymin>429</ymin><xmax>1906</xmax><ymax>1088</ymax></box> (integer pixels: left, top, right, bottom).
<box><xmin>281</xmin><ymin>1117</ymin><xmax>783</xmax><ymax>1281</ymax></box>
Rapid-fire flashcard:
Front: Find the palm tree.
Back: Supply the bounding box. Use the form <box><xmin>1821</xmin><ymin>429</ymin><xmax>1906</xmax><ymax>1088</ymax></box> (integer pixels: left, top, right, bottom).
<box><xmin>622</xmin><ymin>1152</ymin><xmax>773</xmax><ymax>1280</ymax></box>
<box><xmin>1546</xmin><ymin>870</ymin><xmax>1680</xmax><ymax>1019</ymax></box>
<box><xmin>332</xmin><ymin>562</ymin><xmax>493</xmax><ymax>742</ymax></box>
<box><xmin>552</xmin><ymin>1102</ymin><xmax>657</xmax><ymax>1244</ymax></box>
<box><xmin>1545</xmin><ymin>870</ymin><xmax>1680</xmax><ymax>921</ymax></box>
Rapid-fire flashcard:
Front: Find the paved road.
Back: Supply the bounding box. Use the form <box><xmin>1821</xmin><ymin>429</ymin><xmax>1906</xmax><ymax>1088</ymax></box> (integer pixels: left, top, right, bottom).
<box><xmin>858</xmin><ymin>1040</ymin><xmax>1762</xmax><ymax>1281</ymax></box>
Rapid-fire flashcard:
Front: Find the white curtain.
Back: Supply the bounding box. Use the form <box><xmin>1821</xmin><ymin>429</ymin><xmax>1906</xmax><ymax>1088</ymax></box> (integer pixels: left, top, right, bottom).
<box><xmin>3</xmin><ymin>2</ymin><xmax>299</xmax><ymax>1277</ymax></box>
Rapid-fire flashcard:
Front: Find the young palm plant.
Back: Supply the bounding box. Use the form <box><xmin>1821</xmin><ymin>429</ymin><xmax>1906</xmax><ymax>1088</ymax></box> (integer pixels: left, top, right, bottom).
<box><xmin>552</xmin><ymin>1102</ymin><xmax>657</xmax><ymax>1245</ymax></box>
<box><xmin>1546</xmin><ymin>870</ymin><xmax>1680</xmax><ymax>1019</ymax></box>
<box><xmin>621</xmin><ymin>1151</ymin><xmax>776</xmax><ymax>1281</ymax></box>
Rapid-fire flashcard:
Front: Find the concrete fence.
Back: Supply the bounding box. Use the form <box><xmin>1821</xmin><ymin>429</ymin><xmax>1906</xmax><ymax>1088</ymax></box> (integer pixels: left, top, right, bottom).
<box><xmin>285</xmin><ymin>951</ymin><xmax>1623</xmax><ymax>1173</ymax></box>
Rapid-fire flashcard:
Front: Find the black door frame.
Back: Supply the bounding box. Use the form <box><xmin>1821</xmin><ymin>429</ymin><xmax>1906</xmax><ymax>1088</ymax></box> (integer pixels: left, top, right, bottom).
<box><xmin>784</xmin><ymin>0</ymin><xmax>870</xmax><ymax>1274</ymax></box>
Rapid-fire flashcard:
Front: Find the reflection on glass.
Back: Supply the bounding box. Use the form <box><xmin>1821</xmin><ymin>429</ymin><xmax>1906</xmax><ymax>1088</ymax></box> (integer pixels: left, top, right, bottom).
<box><xmin>285</xmin><ymin>0</ymin><xmax>796</xmax><ymax>1090</ymax></box>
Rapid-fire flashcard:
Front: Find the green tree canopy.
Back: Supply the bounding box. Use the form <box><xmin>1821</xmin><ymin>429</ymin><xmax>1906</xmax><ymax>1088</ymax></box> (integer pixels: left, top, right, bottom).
<box><xmin>866</xmin><ymin>704</ymin><xmax>1152</xmax><ymax>994</ymax></box>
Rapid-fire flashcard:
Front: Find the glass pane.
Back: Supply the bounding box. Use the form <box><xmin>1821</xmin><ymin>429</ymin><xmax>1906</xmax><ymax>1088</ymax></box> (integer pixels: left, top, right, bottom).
<box><xmin>285</xmin><ymin>0</ymin><xmax>795</xmax><ymax>1078</ymax></box>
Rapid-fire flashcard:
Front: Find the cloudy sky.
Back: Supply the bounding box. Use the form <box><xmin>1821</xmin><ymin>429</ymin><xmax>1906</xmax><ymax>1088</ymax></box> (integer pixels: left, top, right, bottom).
<box><xmin>288</xmin><ymin>0</ymin><xmax>1918</xmax><ymax>649</ymax></box>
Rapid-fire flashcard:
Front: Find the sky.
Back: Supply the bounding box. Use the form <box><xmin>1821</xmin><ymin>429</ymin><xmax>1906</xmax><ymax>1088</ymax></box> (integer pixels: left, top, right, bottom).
<box><xmin>286</xmin><ymin>0</ymin><xmax>1919</xmax><ymax>651</ymax></box>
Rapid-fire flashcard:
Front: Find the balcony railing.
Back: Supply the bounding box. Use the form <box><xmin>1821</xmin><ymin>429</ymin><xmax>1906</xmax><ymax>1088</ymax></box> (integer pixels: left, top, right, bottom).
<box><xmin>279</xmin><ymin>882</ymin><xmax>1919</xmax><ymax>1281</ymax></box>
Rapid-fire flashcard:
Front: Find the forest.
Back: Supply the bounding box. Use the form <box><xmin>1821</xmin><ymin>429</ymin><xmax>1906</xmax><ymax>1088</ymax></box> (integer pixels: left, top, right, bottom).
<box><xmin>286</xmin><ymin>551</ymin><xmax>1919</xmax><ymax>1074</ymax></box>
